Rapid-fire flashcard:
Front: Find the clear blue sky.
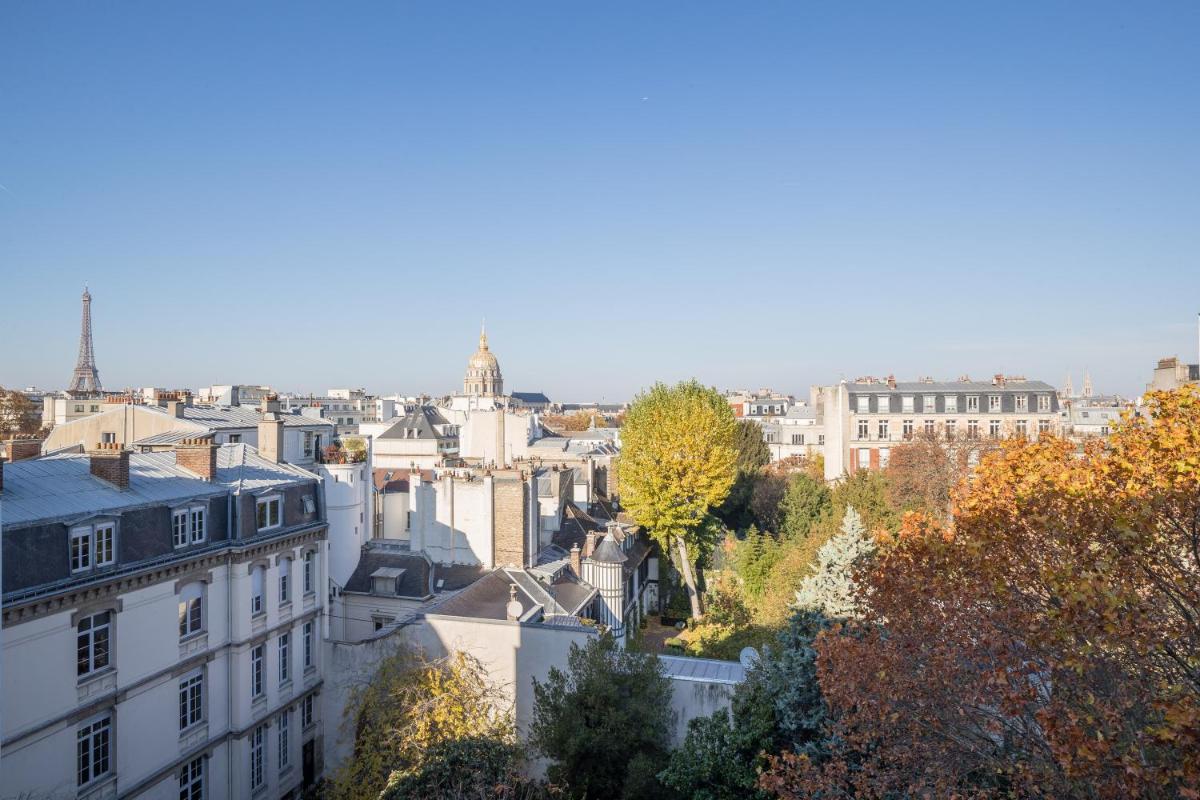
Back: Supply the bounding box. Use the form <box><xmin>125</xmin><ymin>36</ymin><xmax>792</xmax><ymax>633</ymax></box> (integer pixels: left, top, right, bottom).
<box><xmin>2</xmin><ymin>2</ymin><xmax>1197</xmax><ymax>401</ymax></box>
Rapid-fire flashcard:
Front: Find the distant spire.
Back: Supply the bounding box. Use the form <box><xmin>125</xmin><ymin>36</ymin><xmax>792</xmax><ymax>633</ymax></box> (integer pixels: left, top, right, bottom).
<box><xmin>1083</xmin><ymin>370</ymin><xmax>1094</xmax><ymax>398</ymax></box>
<box><xmin>1064</xmin><ymin>372</ymin><xmax>1073</xmax><ymax>398</ymax></box>
<box><xmin>479</xmin><ymin>318</ymin><xmax>488</xmax><ymax>349</ymax></box>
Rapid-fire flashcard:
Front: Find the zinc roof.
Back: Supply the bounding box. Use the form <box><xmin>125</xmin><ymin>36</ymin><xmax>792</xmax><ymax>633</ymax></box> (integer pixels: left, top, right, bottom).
<box><xmin>658</xmin><ymin>654</ymin><xmax>746</xmax><ymax>685</ymax></box>
<box><xmin>1</xmin><ymin>445</ymin><xmax>316</xmax><ymax>527</ymax></box>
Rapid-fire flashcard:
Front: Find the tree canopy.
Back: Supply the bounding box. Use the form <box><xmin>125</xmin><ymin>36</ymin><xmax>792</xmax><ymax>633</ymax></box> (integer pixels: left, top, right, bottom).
<box><xmin>530</xmin><ymin>632</ymin><xmax>674</xmax><ymax>800</ymax></box>
<box><xmin>619</xmin><ymin>379</ymin><xmax>737</xmax><ymax>615</ymax></box>
<box><xmin>792</xmin><ymin>505</ymin><xmax>875</xmax><ymax>620</ymax></box>
<box><xmin>765</xmin><ymin>387</ymin><xmax>1200</xmax><ymax>799</ymax></box>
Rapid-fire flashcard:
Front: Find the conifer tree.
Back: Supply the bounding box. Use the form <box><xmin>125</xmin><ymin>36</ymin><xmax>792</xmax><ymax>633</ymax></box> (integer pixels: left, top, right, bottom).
<box><xmin>792</xmin><ymin>505</ymin><xmax>874</xmax><ymax>619</ymax></box>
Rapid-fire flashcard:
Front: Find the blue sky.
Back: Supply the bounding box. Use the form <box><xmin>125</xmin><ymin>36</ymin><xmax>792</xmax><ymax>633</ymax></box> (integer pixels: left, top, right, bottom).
<box><xmin>2</xmin><ymin>2</ymin><xmax>1197</xmax><ymax>401</ymax></box>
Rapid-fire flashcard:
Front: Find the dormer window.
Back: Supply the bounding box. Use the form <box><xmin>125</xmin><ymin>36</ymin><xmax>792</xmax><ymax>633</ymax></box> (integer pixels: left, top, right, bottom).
<box><xmin>173</xmin><ymin>504</ymin><xmax>208</xmax><ymax>547</ymax></box>
<box><xmin>370</xmin><ymin>567</ymin><xmax>406</xmax><ymax>596</ymax></box>
<box><xmin>256</xmin><ymin>496</ymin><xmax>281</xmax><ymax>531</ymax></box>
<box><xmin>71</xmin><ymin>522</ymin><xmax>116</xmax><ymax>573</ymax></box>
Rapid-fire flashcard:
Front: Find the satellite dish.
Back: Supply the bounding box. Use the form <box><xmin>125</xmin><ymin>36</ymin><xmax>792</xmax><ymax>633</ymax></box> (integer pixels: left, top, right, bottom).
<box><xmin>739</xmin><ymin>647</ymin><xmax>760</xmax><ymax>669</ymax></box>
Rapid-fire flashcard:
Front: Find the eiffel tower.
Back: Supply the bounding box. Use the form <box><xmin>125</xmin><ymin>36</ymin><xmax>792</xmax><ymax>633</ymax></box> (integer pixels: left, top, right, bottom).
<box><xmin>68</xmin><ymin>286</ymin><xmax>103</xmax><ymax>394</ymax></box>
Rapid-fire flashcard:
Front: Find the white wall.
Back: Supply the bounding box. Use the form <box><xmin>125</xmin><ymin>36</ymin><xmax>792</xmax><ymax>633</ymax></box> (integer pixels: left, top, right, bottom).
<box><xmin>321</xmin><ymin>462</ymin><xmax>370</xmax><ymax>587</ymax></box>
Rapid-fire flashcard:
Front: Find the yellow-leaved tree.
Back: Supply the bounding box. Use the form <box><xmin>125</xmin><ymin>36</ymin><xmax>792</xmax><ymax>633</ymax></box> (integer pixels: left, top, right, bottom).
<box><xmin>619</xmin><ymin>380</ymin><xmax>737</xmax><ymax>617</ymax></box>
<box><xmin>328</xmin><ymin>650</ymin><xmax>515</xmax><ymax>800</ymax></box>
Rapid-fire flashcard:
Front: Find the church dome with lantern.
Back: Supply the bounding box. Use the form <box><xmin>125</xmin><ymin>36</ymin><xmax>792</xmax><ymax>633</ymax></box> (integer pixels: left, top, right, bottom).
<box><xmin>464</xmin><ymin>323</ymin><xmax>503</xmax><ymax>397</ymax></box>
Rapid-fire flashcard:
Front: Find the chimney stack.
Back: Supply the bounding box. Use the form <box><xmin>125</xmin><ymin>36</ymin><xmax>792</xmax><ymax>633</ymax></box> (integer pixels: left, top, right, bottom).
<box><xmin>90</xmin><ymin>442</ymin><xmax>130</xmax><ymax>490</ymax></box>
<box><xmin>166</xmin><ymin>399</ymin><xmax>186</xmax><ymax>418</ymax></box>
<box><xmin>887</xmin><ymin>374</ymin><xmax>896</xmax><ymax>390</ymax></box>
<box><xmin>176</xmin><ymin>435</ymin><xmax>218</xmax><ymax>481</ymax></box>
<box><xmin>258</xmin><ymin>396</ymin><xmax>285</xmax><ymax>463</ymax></box>
<box><xmin>5</xmin><ymin>434</ymin><xmax>43</xmax><ymax>462</ymax></box>
<box><xmin>583</xmin><ymin>530</ymin><xmax>599</xmax><ymax>559</ymax></box>
<box><xmin>569</xmin><ymin>542</ymin><xmax>582</xmax><ymax>578</ymax></box>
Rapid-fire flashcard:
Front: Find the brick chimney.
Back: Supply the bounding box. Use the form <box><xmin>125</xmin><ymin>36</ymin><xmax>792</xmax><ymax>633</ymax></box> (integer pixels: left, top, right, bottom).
<box><xmin>258</xmin><ymin>395</ymin><xmax>285</xmax><ymax>463</ymax></box>
<box><xmin>176</xmin><ymin>436</ymin><xmax>218</xmax><ymax>480</ymax></box>
<box><xmin>583</xmin><ymin>530</ymin><xmax>599</xmax><ymax>559</ymax></box>
<box><xmin>887</xmin><ymin>374</ymin><xmax>897</xmax><ymax>390</ymax></box>
<box><xmin>90</xmin><ymin>442</ymin><xmax>130</xmax><ymax>490</ymax></box>
<box><xmin>569</xmin><ymin>542</ymin><xmax>582</xmax><ymax>577</ymax></box>
<box><xmin>5</xmin><ymin>434</ymin><xmax>42</xmax><ymax>461</ymax></box>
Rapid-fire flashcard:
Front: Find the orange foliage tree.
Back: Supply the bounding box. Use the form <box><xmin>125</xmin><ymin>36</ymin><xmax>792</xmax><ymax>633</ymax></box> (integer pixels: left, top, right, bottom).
<box><xmin>763</xmin><ymin>387</ymin><xmax>1200</xmax><ymax>799</ymax></box>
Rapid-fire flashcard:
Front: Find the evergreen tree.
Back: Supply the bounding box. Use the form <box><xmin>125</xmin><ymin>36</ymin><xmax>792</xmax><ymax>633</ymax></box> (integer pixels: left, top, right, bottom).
<box><xmin>779</xmin><ymin>473</ymin><xmax>832</xmax><ymax>539</ymax></box>
<box><xmin>793</xmin><ymin>505</ymin><xmax>875</xmax><ymax>619</ymax></box>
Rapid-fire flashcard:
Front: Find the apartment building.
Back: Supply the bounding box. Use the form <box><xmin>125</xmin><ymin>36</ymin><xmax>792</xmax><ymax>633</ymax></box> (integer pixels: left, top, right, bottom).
<box><xmin>1</xmin><ymin>438</ymin><xmax>329</xmax><ymax>800</ymax></box>
<box><xmin>821</xmin><ymin>374</ymin><xmax>1061</xmax><ymax>479</ymax></box>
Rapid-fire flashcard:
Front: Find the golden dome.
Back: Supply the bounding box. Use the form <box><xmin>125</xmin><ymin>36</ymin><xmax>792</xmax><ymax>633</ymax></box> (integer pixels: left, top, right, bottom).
<box><xmin>467</xmin><ymin>328</ymin><xmax>500</xmax><ymax>372</ymax></box>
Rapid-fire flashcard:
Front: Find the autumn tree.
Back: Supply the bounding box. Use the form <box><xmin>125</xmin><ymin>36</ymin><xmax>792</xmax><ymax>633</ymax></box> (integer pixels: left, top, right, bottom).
<box><xmin>886</xmin><ymin>432</ymin><xmax>996</xmax><ymax>517</ymax></box>
<box><xmin>765</xmin><ymin>387</ymin><xmax>1200</xmax><ymax>799</ymax></box>
<box><xmin>329</xmin><ymin>650</ymin><xmax>515</xmax><ymax>800</ymax></box>
<box><xmin>0</xmin><ymin>387</ymin><xmax>39</xmax><ymax>437</ymax></box>
<box><xmin>530</xmin><ymin>632</ymin><xmax>674</xmax><ymax>800</ymax></box>
<box><xmin>619</xmin><ymin>380</ymin><xmax>737</xmax><ymax>617</ymax></box>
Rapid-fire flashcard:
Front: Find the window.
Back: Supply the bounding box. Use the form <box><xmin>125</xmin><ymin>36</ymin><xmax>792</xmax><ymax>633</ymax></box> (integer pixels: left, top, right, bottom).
<box><xmin>302</xmin><ymin>695</ymin><xmax>314</xmax><ymax>728</ymax></box>
<box><xmin>101</xmin><ymin>432</ymin><xmax>116</xmax><ymax>444</ymax></box>
<box><xmin>256</xmin><ymin>497</ymin><xmax>281</xmax><ymax>530</ymax></box>
<box><xmin>71</xmin><ymin>526</ymin><xmax>91</xmax><ymax>572</ymax></box>
<box><xmin>902</xmin><ymin>419</ymin><xmax>914</xmax><ymax>438</ymax></box>
<box><xmin>945</xmin><ymin>419</ymin><xmax>957</xmax><ymax>437</ymax></box>
<box><xmin>1038</xmin><ymin>419</ymin><xmax>1051</xmax><ymax>434</ymax></box>
<box><xmin>879</xmin><ymin>447</ymin><xmax>890</xmax><ymax>468</ymax></box>
<box><xmin>78</xmin><ymin>612</ymin><xmax>111</xmax><ymax>677</ymax></box>
<box><xmin>989</xmin><ymin>395</ymin><xmax>1001</xmax><ymax>412</ymax></box>
<box><xmin>877</xmin><ymin>420</ymin><xmax>889</xmax><ymax>439</ymax></box>
<box><xmin>278</xmin><ymin>710</ymin><xmax>290</xmax><ymax>771</ymax></box>
<box><xmin>791</xmin><ymin>433</ymin><xmax>804</xmax><ymax>445</ymax></box>
<box><xmin>922</xmin><ymin>395</ymin><xmax>936</xmax><ymax>413</ymax></box>
<box><xmin>856</xmin><ymin>396</ymin><xmax>869</xmax><ymax>413</ymax></box>
<box><xmin>179</xmin><ymin>672</ymin><xmax>204</xmax><ymax>730</ymax></box>
<box><xmin>989</xmin><ymin>419</ymin><xmax>1002</xmax><ymax>437</ymax></box>
<box><xmin>1015</xmin><ymin>395</ymin><xmax>1028</xmax><ymax>412</ymax></box>
<box><xmin>250</xmin><ymin>725</ymin><xmax>265</xmax><ymax>791</ymax></box>
<box><xmin>856</xmin><ymin>419</ymin><xmax>868</xmax><ymax>439</ymax></box>
<box><xmin>924</xmin><ymin>419</ymin><xmax>935</xmax><ymax>436</ymax></box>
<box><xmin>902</xmin><ymin>395</ymin><xmax>914</xmax><ymax>413</ymax></box>
<box><xmin>1037</xmin><ymin>395</ymin><xmax>1051</xmax><ymax>412</ymax></box>
<box><xmin>75</xmin><ymin>403</ymin><xmax>84</xmax><ymax>413</ymax></box>
<box><xmin>968</xmin><ymin>419</ymin><xmax>980</xmax><ymax>438</ymax></box>
<box><xmin>1101</xmin><ymin>425</ymin><xmax>1111</xmax><ymax>436</ymax></box>
<box><xmin>251</xmin><ymin>645</ymin><xmax>264</xmax><ymax>699</ymax></box>
<box><xmin>303</xmin><ymin>551</ymin><xmax>315</xmax><ymax>594</ymax></box>
<box><xmin>252</xmin><ymin>567</ymin><xmax>265</xmax><ymax>616</ymax></box>
<box><xmin>179</xmin><ymin>583</ymin><xmax>204</xmax><ymax>639</ymax></box>
<box><xmin>303</xmin><ymin>621</ymin><xmax>314</xmax><ymax>670</ymax></box>
<box><xmin>967</xmin><ymin>395</ymin><xmax>979</xmax><ymax>412</ymax></box>
<box><xmin>71</xmin><ymin>522</ymin><xmax>115</xmax><ymax>572</ymax></box>
<box><xmin>190</xmin><ymin>507</ymin><xmax>206</xmax><ymax>544</ymax></box>
<box><xmin>228</xmin><ymin>433</ymin><xmax>241</xmax><ymax>444</ymax></box>
<box><xmin>279</xmin><ymin>633</ymin><xmax>290</xmax><ymax>683</ymax></box>
<box><xmin>302</xmin><ymin>495</ymin><xmax>316</xmax><ymax>514</ymax></box>
<box><xmin>77</xmin><ymin>716</ymin><xmax>112</xmax><ymax>787</ymax></box>
<box><xmin>877</xmin><ymin>396</ymin><xmax>890</xmax><ymax>414</ymax></box>
<box><xmin>372</xmin><ymin>615</ymin><xmax>390</xmax><ymax>632</ymax></box>
<box><xmin>856</xmin><ymin>448</ymin><xmax>870</xmax><ymax>470</ymax></box>
<box><xmin>173</xmin><ymin>509</ymin><xmax>189</xmax><ymax>548</ymax></box>
<box><xmin>1015</xmin><ymin>419</ymin><xmax>1028</xmax><ymax>437</ymax></box>
<box><xmin>944</xmin><ymin>396</ymin><xmax>958</xmax><ymax>413</ymax></box>
<box><xmin>303</xmin><ymin>432</ymin><xmax>313</xmax><ymax>458</ymax></box>
<box><xmin>818</xmin><ymin>434</ymin><xmax>825</xmax><ymax>445</ymax></box>
<box><xmin>179</xmin><ymin>756</ymin><xmax>204</xmax><ymax>800</ymax></box>
<box><xmin>279</xmin><ymin>558</ymin><xmax>291</xmax><ymax>605</ymax></box>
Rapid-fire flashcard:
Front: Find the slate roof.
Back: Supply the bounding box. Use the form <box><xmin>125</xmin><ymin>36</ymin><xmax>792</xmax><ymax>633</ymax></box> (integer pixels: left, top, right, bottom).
<box><xmin>847</xmin><ymin>380</ymin><xmax>1056</xmax><ymax>394</ymax></box>
<box><xmin>343</xmin><ymin>551</ymin><xmax>433</xmax><ymax>598</ymax></box>
<box><xmin>429</xmin><ymin>567</ymin><xmax>592</xmax><ymax>622</ymax></box>
<box><xmin>1</xmin><ymin>444</ymin><xmax>316</xmax><ymax>527</ymax></box>
<box><xmin>153</xmin><ymin>404</ymin><xmax>332</xmax><ymax>430</ymax></box>
<box><xmin>511</xmin><ymin>392</ymin><xmax>551</xmax><ymax>404</ymax></box>
<box><xmin>376</xmin><ymin>407</ymin><xmax>452</xmax><ymax>441</ymax></box>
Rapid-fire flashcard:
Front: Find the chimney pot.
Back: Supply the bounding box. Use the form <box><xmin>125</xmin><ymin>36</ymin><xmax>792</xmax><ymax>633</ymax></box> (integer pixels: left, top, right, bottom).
<box><xmin>584</xmin><ymin>530</ymin><xmax>599</xmax><ymax>559</ymax></box>
<box><xmin>176</xmin><ymin>436</ymin><xmax>218</xmax><ymax>481</ymax></box>
<box><xmin>5</xmin><ymin>434</ymin><xmax>43</xmax><ymax>462</ymax></box>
